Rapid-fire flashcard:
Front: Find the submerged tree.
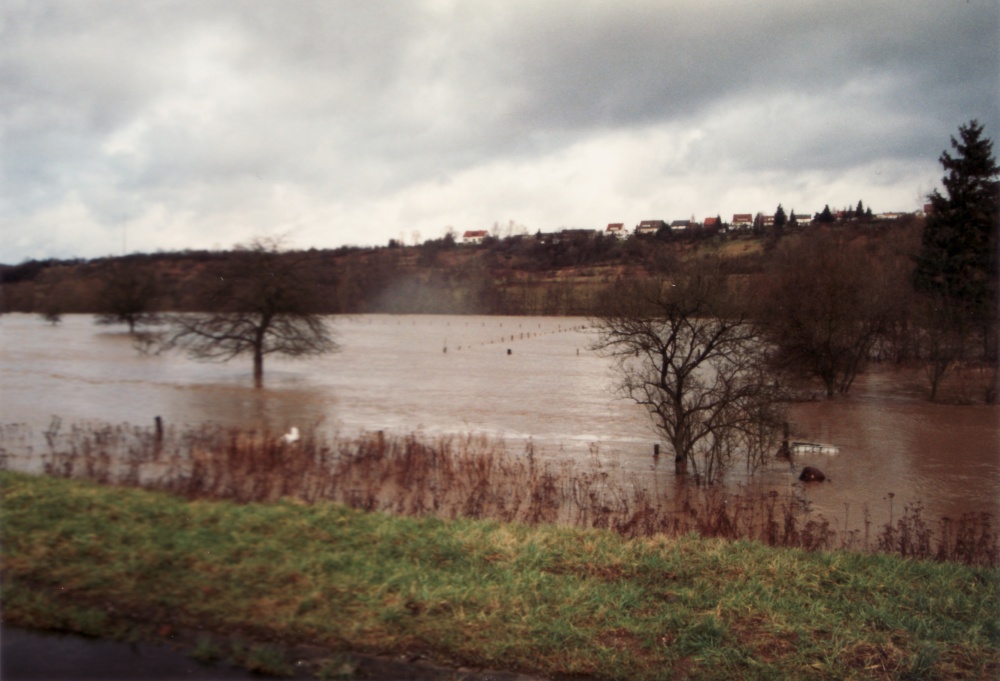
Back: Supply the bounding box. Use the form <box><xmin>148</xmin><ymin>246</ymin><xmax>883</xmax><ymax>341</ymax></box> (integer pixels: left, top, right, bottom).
<box><xmin>40</xmin><ymin>306</ymin><xmax>62</xmax><ymax>326</ymax></box>
<box><xmin>918</xmin><ymin>300</ymin><xmax>968</xmax><ymax>401</ymax></box>
<box><xmin>761</xmin><ymin>230</ymin><xmax>895</xmax><ymax>397</ymax></box>
<box><xmin>157</xmin><ymin>238</ymin><xmax>338</xmax><ymax>388</ymax></box>
<box><xmin>94</xmin><ymin>263</ymin><xmax>161</xmax><ymax>334</ymax></box>
<box><xmin>592</xmin><ymin>270</ymin><xmax>786</xmax><ymax>484</ymax></box>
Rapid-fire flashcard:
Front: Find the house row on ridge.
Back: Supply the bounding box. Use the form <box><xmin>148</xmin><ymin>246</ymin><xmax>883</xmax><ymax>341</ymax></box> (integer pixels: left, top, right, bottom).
<box><xmin>462</xmin><ymin>209</ymin><xmax>918</xmax><ymax>244</ymax></box>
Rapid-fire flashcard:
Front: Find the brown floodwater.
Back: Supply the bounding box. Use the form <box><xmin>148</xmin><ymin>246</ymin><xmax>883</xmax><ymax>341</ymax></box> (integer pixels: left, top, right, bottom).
<box><xmin>1</xmin><ymin>313</ymin><xmax>997</xmax><ymax>531</ymax></box>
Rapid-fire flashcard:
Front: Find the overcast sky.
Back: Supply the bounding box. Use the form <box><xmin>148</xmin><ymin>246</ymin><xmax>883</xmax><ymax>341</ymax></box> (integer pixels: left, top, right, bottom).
<box><xmin>2</xmin><ymin>1</ymin><xmax>998</xmax><ymax>262</ymax></box>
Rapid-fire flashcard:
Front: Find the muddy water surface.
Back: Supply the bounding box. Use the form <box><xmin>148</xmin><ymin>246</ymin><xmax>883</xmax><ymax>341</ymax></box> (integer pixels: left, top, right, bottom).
<box><xmin>2</xmin><ymin>313</ymin><xmax>997</xmax><ymax>530</ymax></box>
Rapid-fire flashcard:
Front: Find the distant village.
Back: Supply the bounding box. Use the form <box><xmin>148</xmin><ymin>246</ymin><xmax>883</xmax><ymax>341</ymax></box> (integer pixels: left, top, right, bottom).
<box><xmin>460</xmin><ymin>204</ymin><xmax>929</xmax><ymax>245</ymax></box>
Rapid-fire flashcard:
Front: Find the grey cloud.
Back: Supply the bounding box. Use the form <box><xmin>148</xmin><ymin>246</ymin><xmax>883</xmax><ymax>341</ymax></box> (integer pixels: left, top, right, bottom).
<box><xmin>0</xmin><ymin>0</ymin><xmax>997</xmax><ymax>262</ymax></box>
<box><xmin>495</xmin><ymin>2</ymin><xmax>999</xmax><ymax>157</ymax></box>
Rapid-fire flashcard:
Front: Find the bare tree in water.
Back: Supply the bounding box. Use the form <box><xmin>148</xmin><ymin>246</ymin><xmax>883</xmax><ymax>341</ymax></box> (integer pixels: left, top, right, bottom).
<box><xmin>157</xmin><ymin>237</ymin><xmax>338</xmax><ymax>388</ymax></box>
<box><xmin>592</xmin><ymin>270</ymin><xmax>785</xmax><ymax>484</ymax></box>
<box><xmin>760</xmin><ymin>230</ymin><xmax>894</xmax><ymax>397</ymax></box>
<box><xmin>94</xmin><ymin>262</ymin><xmax>161</xmax><ymax>334</ymax></box>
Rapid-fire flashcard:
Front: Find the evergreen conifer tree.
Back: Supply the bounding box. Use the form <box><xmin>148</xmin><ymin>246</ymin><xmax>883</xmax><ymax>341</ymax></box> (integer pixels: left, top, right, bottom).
<box><xmin>913</xmin><ymin>121</ymin><xmax>999</xmax><ymax>401</ymax></box>
<box><xmin>914</xmin><ymin>120</ymin><xmax>999</xmax><ymax>320</ymax></box>
<box><xmin>773</xmin><ymin>204</ymin><xmax>787</xmax><ymax>230</ymax></box>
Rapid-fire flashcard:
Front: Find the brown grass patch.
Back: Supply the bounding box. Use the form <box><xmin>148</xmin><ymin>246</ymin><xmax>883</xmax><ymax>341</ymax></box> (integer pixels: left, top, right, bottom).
<box><xmin>839</xmin><ymin>640</ymin><xmax>907</xmax><ymax>679</ymax></box>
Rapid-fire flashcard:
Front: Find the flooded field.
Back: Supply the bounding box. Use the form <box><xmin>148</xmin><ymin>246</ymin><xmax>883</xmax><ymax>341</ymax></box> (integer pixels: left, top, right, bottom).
<box><xmin>1</xmin><ymin>313</ymin><xmax>997</xmax><ymax>530</ymax></box>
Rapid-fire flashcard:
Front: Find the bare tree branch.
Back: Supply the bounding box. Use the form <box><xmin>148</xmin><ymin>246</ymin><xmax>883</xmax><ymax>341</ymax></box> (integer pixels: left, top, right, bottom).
<box><xmin>592</xmin><ymin>271</ymin><xmax>785</xmax><ymax>484</ymax></box>
<box><xmin>155</xmin><ymin>237</ymin><xmax>338</xmax><ymax>387</ymax></box>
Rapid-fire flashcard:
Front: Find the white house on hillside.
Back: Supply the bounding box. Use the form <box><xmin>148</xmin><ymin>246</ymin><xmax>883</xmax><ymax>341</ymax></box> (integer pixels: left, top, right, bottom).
<box><xmin>732</xmin><ymin>213</ymin><xmax>753</xmax><ymax>230</ymax></box>
<box><xmin>635</xmin><ymin>220</ymin><xmax>665</xmax><ymax>236</ymax></box>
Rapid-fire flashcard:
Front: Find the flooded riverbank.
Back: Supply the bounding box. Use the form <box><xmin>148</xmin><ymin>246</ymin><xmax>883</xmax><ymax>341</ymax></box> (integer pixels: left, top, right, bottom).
<box><xmin>1</xmin><ymin>313</ymin><xmax>997</xmax><ymax>530</ymax></box>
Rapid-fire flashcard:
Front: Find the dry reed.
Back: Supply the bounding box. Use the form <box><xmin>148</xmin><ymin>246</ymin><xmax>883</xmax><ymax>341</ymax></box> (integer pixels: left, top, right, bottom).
<box><xmin>1</xmin><ymin>420</ymin><xmax>995</xmax><ymax>566</ymax></box>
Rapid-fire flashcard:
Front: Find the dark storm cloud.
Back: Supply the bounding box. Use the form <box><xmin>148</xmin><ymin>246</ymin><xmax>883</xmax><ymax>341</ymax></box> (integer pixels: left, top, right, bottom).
<box><xmin>1</xmin><ymin>0</ymin><xmax>997</xmax><ymax>261</ymax></box>
<box><xmin>487</xmin><ymin>2</ymin><xmax>999</xmax><ymax>167</ymax></box>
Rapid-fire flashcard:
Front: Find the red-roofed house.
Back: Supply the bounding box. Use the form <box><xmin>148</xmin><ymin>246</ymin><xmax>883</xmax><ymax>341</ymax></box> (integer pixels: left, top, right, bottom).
<box><xmin>606</xmin><ymin>223</ymin><xmax>628</xmax><ymax>239</ymax></box>
<box><xmin>462</xmin><ymin>230</ymin><xmax>488</xmax><ymax>245</ymax></box>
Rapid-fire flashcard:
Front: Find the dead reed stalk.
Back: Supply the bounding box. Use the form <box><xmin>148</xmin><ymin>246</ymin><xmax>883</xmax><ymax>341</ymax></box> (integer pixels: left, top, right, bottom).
<box><xmin>1</xmin><ymin>421</ymin><xmax>995</xmax><ymax>566</ymax></box>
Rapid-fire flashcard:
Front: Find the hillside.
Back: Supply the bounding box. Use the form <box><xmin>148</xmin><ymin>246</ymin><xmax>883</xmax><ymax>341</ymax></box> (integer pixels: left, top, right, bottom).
<box><xmin>0</xmin><ymin>218</ymin><xmax>919</xmax><ymax>317</ymax></box>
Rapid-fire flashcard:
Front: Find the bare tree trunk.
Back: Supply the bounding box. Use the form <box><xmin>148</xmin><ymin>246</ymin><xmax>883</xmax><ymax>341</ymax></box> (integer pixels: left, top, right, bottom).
<box><xmin>674</xmin><ymin>452</ymin><xmax>687</xmax><ymax>476</ymax></box>
<box><xmin>253</xmin><ymin>348</ymin><xmax>264</xmax><ymax>389</ymax></box>
<box><xmin>986</xmin><ymin>359</ymin><xmax>999</xmax><ymax>405</ymax></box>
<box><xmin>927</xmin><ymin>357</ymin><xmax>951</xmax><ymax>402</ymax></box>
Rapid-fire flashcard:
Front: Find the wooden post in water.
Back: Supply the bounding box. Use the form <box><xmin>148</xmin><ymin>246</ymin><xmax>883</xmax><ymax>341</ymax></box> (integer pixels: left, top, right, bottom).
<box><xmin>778</xmin><ymin>421</ymin><xmax>790</xmax><ymax>458</ymax></box>
<box><xmin>155</xmin><ymin>416</ymin><xmax>163</xmax><ymax>443</ymax></box>
<box><xmin>653</xmin><ymin>444</ymin><xmax>660</xmax><ymax>458</ymax></box>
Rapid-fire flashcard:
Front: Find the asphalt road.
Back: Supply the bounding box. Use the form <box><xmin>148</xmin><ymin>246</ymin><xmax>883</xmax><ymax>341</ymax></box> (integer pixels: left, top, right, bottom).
<box><xmin>0</xmin><ymin>624</ymin><xmax>543</xmax><ymax>681</ymax></box>
<box><xmin>0</xmin><ymin>625</ymin><xmax>285</xmax><ymax>680</ymax></box>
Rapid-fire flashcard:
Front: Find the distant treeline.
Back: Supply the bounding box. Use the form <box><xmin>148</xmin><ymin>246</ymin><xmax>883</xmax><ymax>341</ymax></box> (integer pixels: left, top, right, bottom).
<box><xmin>2</xmin><ymin>218</ymin><xmax>909</xmax><ymax>317</ymax></box>
<box><xmin>4</xmin><ymin>212</ymin><xmax>999</xmax><ymax>402</ymax></box>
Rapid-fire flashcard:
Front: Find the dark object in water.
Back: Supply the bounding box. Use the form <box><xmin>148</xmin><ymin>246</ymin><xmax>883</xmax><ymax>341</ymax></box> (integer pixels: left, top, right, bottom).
<box><xmin>799</xmin><ymin>465</ymin><xmax>826</xmax><ymax>482</ymax></box>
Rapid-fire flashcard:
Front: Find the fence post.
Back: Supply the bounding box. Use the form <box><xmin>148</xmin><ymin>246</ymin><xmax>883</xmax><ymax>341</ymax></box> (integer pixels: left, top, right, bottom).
<box><xmin>778</xmin><ymin>421</ymin><xmax>790</xmax><ymax>458</ymax></box>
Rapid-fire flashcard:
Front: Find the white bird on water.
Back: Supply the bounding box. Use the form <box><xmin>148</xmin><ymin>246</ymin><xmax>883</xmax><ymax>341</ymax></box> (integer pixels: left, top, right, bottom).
<box><xmin>281</xmin><ymin>426</ymin><xmax>300</xmax><ymax>444</ymax></box>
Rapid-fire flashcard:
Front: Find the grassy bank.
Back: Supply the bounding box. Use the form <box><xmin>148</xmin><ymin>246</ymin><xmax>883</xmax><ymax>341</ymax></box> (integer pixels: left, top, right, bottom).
<box><xmin>2</xmin><ymin>472</ymin><xmax>997</xmax><ymax>680</ymax></box>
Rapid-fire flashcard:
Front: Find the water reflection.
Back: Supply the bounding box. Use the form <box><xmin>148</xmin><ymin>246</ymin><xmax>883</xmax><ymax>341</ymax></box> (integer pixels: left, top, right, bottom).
<box><xmin>166</xmin><ymin>383</ymin><xmax>335</xmax><ymax>435</ymax></box>
<box><xmin>787</xmin><ymin>377</ymin><xmax>1000</xmax><ymax>527</ymax></box>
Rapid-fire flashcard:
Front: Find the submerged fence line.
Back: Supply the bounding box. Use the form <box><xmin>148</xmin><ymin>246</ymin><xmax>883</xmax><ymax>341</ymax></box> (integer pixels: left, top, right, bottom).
<box><xmin>0</xmin><ymin>420</ymin><xmax>995</xmax><ymax>566</ymax></box>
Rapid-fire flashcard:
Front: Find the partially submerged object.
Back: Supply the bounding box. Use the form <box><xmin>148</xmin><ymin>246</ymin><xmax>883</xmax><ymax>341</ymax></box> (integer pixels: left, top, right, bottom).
<box><xmin>798</xmin><ymin>465</ymin><xmax>827</xmax><ymax>482</ymax></box>
<box><xmin>791</xmin><ymin>441</ymin><xmax>839</xmax><ymax>455</ymax></box>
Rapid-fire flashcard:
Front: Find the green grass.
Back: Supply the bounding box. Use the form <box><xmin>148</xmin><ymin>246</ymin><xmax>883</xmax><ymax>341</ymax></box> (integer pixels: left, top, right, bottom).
<box><xmin>2</xmin><ymin>470</ymin><xmax>997</xmax><ymax>680</ymax></box>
